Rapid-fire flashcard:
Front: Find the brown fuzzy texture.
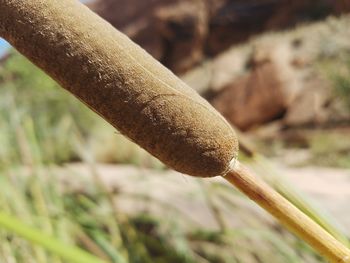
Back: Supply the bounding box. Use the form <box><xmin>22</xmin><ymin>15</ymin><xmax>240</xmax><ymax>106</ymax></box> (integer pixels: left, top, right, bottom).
<box><xmin>0</xmin><ymin>0</ymin><xmax>238</xmax><ymax>177</ymax></box>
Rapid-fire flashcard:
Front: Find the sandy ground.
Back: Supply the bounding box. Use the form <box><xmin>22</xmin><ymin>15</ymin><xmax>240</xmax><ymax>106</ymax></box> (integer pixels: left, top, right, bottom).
<box><xmin>59</xmin><ymin>162</ymin><xmax>350</xmax><ymax>236</ymax></box>
<box><xmin>281</xmin><ymin>165</ymin><xmax>350</xmax><ymax>234</ymax></box>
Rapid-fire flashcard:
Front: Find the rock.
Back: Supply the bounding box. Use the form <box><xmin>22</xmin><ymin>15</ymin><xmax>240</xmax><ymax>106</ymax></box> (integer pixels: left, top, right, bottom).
<box><xmin>334</xmin><ymin>1</ymin><xmax>350</xmax><ymax>15</ymax></box>
<box><xmin>181</xmin><ymin>45</ymin><xmax>249</xmax><ymax>94</ymax></box>
<box><xmin>183</xmin><ymin>15</ymin><xmax>350</xmax><ymax>129</ymax></box>
<box><xmin>89</xmin><ymin>0</ymin><xmax>208</xmax><ymax>73</ymax></box>
<box><xmin>88</xmin><ymin>0</ymin><xmax>348</xmax><ymax>73</ymax></box>
<box><xmin>207</xmin><ymin>0</ymin><xmax>350</xmax><ymax>55</ymax></box>
<box><xmin>284</xmin><ymin>75</ymin><xmax>332</xmax><ymax>127</ymax></box>
<box><xmin>210</xmin><ymin>42</ymin><xmax>299</xmax><ymax>130</ymax></box>
<box><xmin>153</xmin><ymin>1</ymin><xmax>208</xmax><ymax>73</ymax></box>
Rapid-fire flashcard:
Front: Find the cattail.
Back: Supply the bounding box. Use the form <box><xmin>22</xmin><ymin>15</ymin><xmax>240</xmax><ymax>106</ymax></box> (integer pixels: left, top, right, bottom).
<box><xmin>0</xmin><ymin>0</ymin><xmax>238</xmax><ymax>178</ymax></box>
<box><xmin>1</xmin><ymin>1</ymin><xmax>350</xmax><ymax>262</ymax></box>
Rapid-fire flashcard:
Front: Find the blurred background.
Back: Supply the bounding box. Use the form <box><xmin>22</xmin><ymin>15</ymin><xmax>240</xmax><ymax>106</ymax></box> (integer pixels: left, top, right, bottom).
<box><xmin>0</xmin><ymin>0</ymin><xmax>350</xmax><ymax>262</ymax></box>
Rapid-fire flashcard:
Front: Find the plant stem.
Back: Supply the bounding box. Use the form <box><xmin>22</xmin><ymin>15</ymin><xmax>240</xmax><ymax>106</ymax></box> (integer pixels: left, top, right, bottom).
<box><xmin>253</xmin><ymin>154</ymin><xmax>350</xmax><ymax>247</ymax></box>
<box><xmin>235</xmin><ymin>124</ymin><xmax>350</xmax><ymax>246</ymax></box>
<box><xmin>223</xmin><ymin>161</ymin><xmax>350</xmax><ymax>263</ymax></box>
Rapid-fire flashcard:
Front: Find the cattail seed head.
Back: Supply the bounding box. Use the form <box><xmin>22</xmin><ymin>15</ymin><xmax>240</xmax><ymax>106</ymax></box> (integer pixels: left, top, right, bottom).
<box><xmin>0</xmin><ymin>0</ymin><xmax>238</xmax><ymax>177</ymax></box>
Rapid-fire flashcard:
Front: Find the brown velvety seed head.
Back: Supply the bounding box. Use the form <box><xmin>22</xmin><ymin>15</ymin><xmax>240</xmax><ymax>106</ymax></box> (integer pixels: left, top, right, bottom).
<box><xmin>0</xmin><ymin>0</ymin><xmax>239</xmax><ymax>177</ymax></box>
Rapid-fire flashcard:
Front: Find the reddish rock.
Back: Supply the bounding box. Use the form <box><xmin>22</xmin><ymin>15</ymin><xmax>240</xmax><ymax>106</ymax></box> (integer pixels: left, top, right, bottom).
<box><xmin>88</xmin><ymin>0</ymin><xmax>347</xmax><ymax>73</ymax></box>
<box><xmin>89</xmin><ymin>0</ymin><xmax>208</xmax><ymax>73</ymax></box>
<box><xmin>153</xmin><ymin>1</ymin><xmax>208</xmax><ymax>73</ymax></box>
<box><xmin>285</xmin><ymin>76</ymin><xmax>350</xmax><ymax>127</ymax></box>
<box><xmin>284</xmin><ymin>76</ymin><xmax>331</xmax><ymax>127</ymax></box>
<box><xmin>334</xmin><ymin>1</ymin><xmax>350</xmax><ymax>15</ymax></box>
<box><xmin>210</xmin><ymin>43</ymin><xmax>298</xmax><ymax>130</ymax></box>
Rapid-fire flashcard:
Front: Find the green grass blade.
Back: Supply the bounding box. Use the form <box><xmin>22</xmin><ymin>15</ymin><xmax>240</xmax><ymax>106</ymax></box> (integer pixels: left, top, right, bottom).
<box><xmin>0</xmin><ymin>212</ymin><xmax>107</xmax><ymax>263</ymax></box>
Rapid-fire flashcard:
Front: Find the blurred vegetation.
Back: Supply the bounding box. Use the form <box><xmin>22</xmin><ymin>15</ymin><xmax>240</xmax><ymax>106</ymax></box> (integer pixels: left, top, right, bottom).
<box><xmin>332</xmin><ymin>57</ymin><xmax>350</xmax><ymax>111</ymax></box>
<box><xmin>305</xmin><ymin>52</ymin><xmax>350</xmax><ymax>168</ymax></box>
<box><xmin>308</xmin><ymin>131</ymin><xmax>350</xmax><ymax>168</ymax></box>
<box><xmin>0</xmin><ymin>51</ymin><xmax>163</xmax><ymax>168</ymax></box>
<box><xmin>256</xmin><ymin>129</ymin><xmax>350</xmax><ymax>168</ymax></box>
<box><xmin>0</xmin><ymin>51</ymin><xmax>94</xmax><ymax>166</ymax></box>
<box><xmin>0</xmin><ymin>50</ymin><xmax>345</xmax><ymax>262</ymax></box>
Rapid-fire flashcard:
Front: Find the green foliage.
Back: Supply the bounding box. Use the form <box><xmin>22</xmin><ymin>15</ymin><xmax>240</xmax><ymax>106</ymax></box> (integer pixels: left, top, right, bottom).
<box><xmin>0</xmin><ymin>51</ymin><xmax>163</xmax><ymax>168</ymax></box>
<box><xmin>332</xmin><ymin>59</ymin><xmax>350</xmax><ymax>110</ymax></box>
<box><xmin>0</xmin><ymin>51</ymin><xmax>97</xmax><ymax>166</ymax></box>
<box><xmin>309</xmin><ymin>131</ymin><xmax>350</xmax><ymax>168</ymax></box>
<box><xmin>0</xmin><ymin>213</ymin><xmax>105</xmax><ymax>263</ymax></box>
<box><xmin>0</xmin><ymin>165</ymin><xmax>324</xmax><ymax>262</ymax></box>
